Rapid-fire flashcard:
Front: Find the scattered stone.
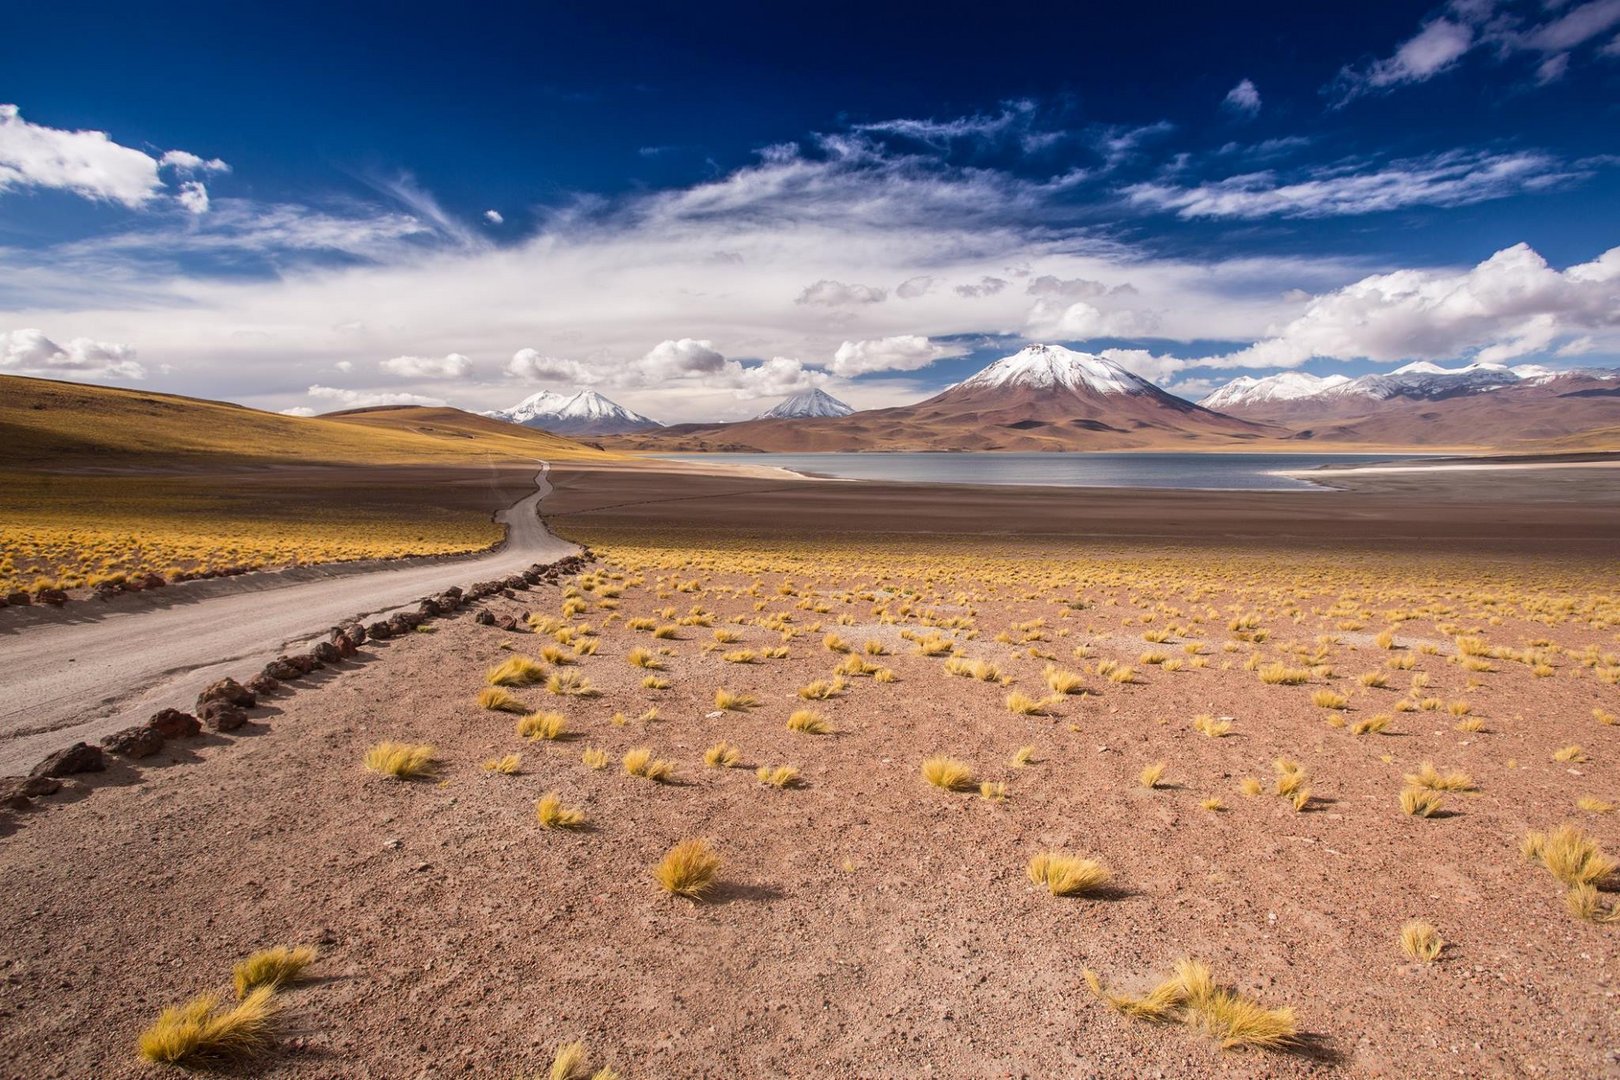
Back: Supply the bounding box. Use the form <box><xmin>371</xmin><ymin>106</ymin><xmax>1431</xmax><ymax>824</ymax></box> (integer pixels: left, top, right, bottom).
<box><xmin>366</xmin><ymin>621</ymin><xmax>393</xmax><ymax>640</ymax></box>
<box><xmin>332</xmin><ymin>633</ymin><xmax>357</xmax><ymax>658</ymax></box>
<box><xmin>244</xmin><ymin>673</ymin><xmax>280</xmax><ymax>697</ymax></box>
<box><xmin>101</xmin><ymin>725</ymin><xmax>165</xmax><ymax>758</ymax></box>
<box><xmin>90</xmin><ymin>582</ymin><xmax>123</xmax><ymax>602</ymax></box>
<box><xmin>35</xmin><ymin>588</ymin><xmax>69</xmax><ymax>606</ymax></box>
<box><xmin>264</xmin><ymin>657</ymin><xmax>304</xmax><ymax>681</ymax></box>
<box><xmin>3</xmin><ymin>590</ymin><xmax>28</xmax><ymax>606</ymax></box>
<box><xmin>310</xmin><ymin>640</ymin><xmax>341</xmax><ymax>665</ymax></box>
<box><xmin>197</xmin><ymin>676</ymin><xmax>255</xmax><ymax>709</ymax></box>
<box><xmin>199</xmin><ymin>700</ymin><xmax>248</xmax><ymax>732</ymax></box>
<box><xmin>148</xmin><ymin>709</ymin><xmax>201</xmax><ymax>739</ymax></box>
<box><xmin>474</xmin><ymin>610</ymin><xmax>496</xmax><ymax>626</ymax></box>
<box><xmin>30</xmin><ymin>742</ymin><xmax>106</xmax><ymax>778</ymax></box>
<box><xmin>495</xmin><ymin>615</ymin><xmax>518</xmax><ymax>631</ymax></box>
<box><xmin>134</xmin><ymin>572</ymin><xmax>167</xmax><ymax>590</ymax></box>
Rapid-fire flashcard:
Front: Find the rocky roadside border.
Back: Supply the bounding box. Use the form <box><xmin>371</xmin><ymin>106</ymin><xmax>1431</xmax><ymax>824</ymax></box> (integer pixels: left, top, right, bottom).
<box><xmin>0</xmin><ymin>550</ymin><xmax>594</xmax><ymax>821</ymax></box>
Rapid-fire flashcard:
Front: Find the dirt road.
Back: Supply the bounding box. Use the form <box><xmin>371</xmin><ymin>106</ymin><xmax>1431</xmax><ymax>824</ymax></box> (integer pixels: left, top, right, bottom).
<box><xmin>0</xmin><ymin>463</ymin><xmax>575</xmax><ymax>775</ymax></box>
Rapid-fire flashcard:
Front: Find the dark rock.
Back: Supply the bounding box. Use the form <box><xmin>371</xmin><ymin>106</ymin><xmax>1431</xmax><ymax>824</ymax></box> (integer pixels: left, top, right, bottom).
<box><xmin>134</xmin><ymin>572</ymin><xmax>167</xmax><ymax>590</ymax></box>
<box><xmin>0</xmin><ymin>775</ymin><xmax>63</xmax><ymax>810</ymax></box>
<box><xmin>522</xmin><ymin>569</ymin><xmax>543</xmax><ymax>585</ymax></box>
<box><xmin>474</xmin><ymin>609</ymin><xmax>495</xmax><ymax>626</ymax></box>
<box><xmin>148</xmin><ymin>709</ymin><xmax>201</xmax><ymax>739</ymax></box>
<box><xmin>495</xmin><ymin>615</ymin><xmax>518</xmax><ymax>631</ymax></box>
<box><xmin>4</xmin><ymin>590</ymin><xmax>28</xmax><ymax>606</ymax></box>
<box><xmin>310</xmin><ymin>640</ymin><xmax>340</xmax><ymax>665</ymax></box>
<box><xmin>366</xmin><ymin>620</ymin><xmax>393</xmax><ymax>640</ymax></box>
<box><xmin>30</xmin><ymin>742</ymin><xmax>106</xmax><ymax>778</ymax></box>
<box><xmin>35</xmin><ymin>588</ymin><xmax>69</xmax><ymax>606</ymax></box>
<box><xmin>418</xmin><ymin>597</ymin><xmax>443</xmax><ymax>617</ymax></box>
<box><xmin>345</xmin><ymin>622</ymin><xmax>367</xmax><ymax>646</ymax></box>
<box><xmin>332</xmin><ymin>633</ymin><xmax>357</xmax><ymax>658</ymax></box>
<box><xmin>199</xmin><ymin>700</ymin><xmax>248</xmax><ymax>732</ymax></box>
<box><xmin>101</xmin><ymin>725</ymin><xmax>165</xmax><ymax>758</ymax></box>
<box><xmin>264</xmin><ymin>657</ymin><xmax>304</xmax><ymax>681</ymax></box>
<box><xmin>90</xmin><ymin>582</ymin><xmax>123</xmax><ymax>602</ymax></box>
<box><xmin>503</xmin><ymin>575</ymin><xmax>528</xmax><ymax>591</ymax></box>
<box><xmin>244</xmin><ymin>673</ymin><xmax>280</xmax><ymax>697</ymax></box>
<box><xmin>197</xmin><ymin>676</ymin><xmax>255</xmax><ymax>709</ymax></box>
<box><xmin>443</xmin><ymin>586</ymin><xmax>463</xmax><ymax>600</ymax></box>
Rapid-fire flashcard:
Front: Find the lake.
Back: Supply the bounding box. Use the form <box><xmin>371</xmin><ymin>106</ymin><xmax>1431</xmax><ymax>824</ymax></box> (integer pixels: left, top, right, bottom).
<box><xmin>653</xmin><ymin>451</ymin><xmax>1432</xmax><ymax>491</ymax></box>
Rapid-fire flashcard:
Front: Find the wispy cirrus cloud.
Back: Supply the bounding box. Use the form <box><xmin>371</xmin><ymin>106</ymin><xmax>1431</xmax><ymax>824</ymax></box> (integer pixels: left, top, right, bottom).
<box><xmin>1124</xmin><ymin>149</ymin><xmax>1580</xmax><ymax>219</ymax></box>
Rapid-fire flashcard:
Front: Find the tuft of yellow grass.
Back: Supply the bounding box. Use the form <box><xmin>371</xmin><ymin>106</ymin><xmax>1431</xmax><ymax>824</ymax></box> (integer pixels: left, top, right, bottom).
<box><xmin>1083</xmin><ymin>968</ymin><xmax>1187</xmax><ymax>1021</ymax></box>
<box><xmin>517</xmin><ymin>711</ymin><xmax>568</xmax><ymax>741</ymax></box>
<box><xmin>1138</xmin><ymin>761</ymin><xmax>1167</xmax><ymax>789</ymax></box>
<box><xmin>482</xmin><ymin>753</ymin><xmax>522</xmax><ymax>775</ymax></box>
<box><xmin>536</xmin><ymin>792</ymin><xmax>586</xmax><ymax>829</ymax></box>
<box><xmin>1404</xmin><ymin>762</ymin><xmax>1474</xmax><ymax>791</ymax></box>
<box><xmin>1400</xmin><ymin>787</ymin><xmax>1444</xmax><ymax>817</ymax></box>
<box><xmin>137</xmin><ymin>987</ymin><xmax>277</xmax><ymax>1065</ymax></box>
<box><xmin>1027</xmin><ymin>852</ymin><xmax>1110</xmax><ymax>896</ymax></box>
<box><xmin>1176</xmin><ymin>958</ymin><xmax>1299</xmax><ymax>1051</ymax></box>
<box><xmin>1577</xmin><ymin>796</ymin><xmax>1615</xmax><ymax>813</ymax></box>
<box><xmin>798</xmin><ymin>677</ymin><xmax>845</xmax><ymax>700</ymax></box>
<box><xmin>641</xmin><ymin>674</ymin><xmax>671</xmax><ymax>690</ymax></box>
<box><xmin>1310</xmin><ymin>689</ymin><xmax>1349</xmax><ymax>709</ymax></box>
<box><xmin>755</xmin><ymin>764</ymin><xmax>800</xmax><ymax>788</ymax></box>
<box><xmin>1010</xmin><ymin>745</ymin><xmax>1037</xmax><ymax>768</ymax></box>
<box><xmin>1565</xmin><ymin>883</ymin><xmax>1620</xmax><ymax>923</ymax></box>
<box><xmin>1192</xmin><ymin>714</ymin><xmax>1231</xmax><ymax>738</ymax></box>
<box><xmin>622</xmin><ymin>747</ymin><xmax>675</xmax><ymax>782</ymax></box>
<box><xmin>703</xmin><ymin>741</ymin><xmax>742</xmax><ymax>768</ymax></box>
<box><xmin>626</xmin><ymin>647</ymin><xmax>662</xmax><ymax>669</ymax></box>
<box><xmin>1044</xmin><ymin>666</ymin><xmax>1086</xmax><ymax>695</ymax></box>
<box><xmin>1004</xmin><ymin>691</ymin><xmax>1049</xmax><ymax>716</ymax></box>
<box><xmin>1257</xmin><ymin>663</ymin><xmax>1311</xmax><ymax>686</ymax></box>
<box><xmin>787</xmin><ymin>709</ymin><xmax>830</xmax><ymax>734</ymax></box>
<box><xmin>477</xmin><ymin>686</ymin><xmax>526</xmax><ymax>713</ymax></box>
<box><xmin>714</xmin><ymin>688</ymin><xmax>759</xmax><ymax>711</ymax></box>
<box><xmin>486</xmin><ymin>655</ymin><xmax>547</xmax><ymax>687</ymax></box>
<box><xmin>980</xmin><ymin>780</ymin><xmax>1008</xmax><ymax>801</ymax></box>
<box><xmin>364</xmin><ymin>741</ymin><xmax>436</xmax><ymax>779</ymax></box>
<box><xmin>232</xmin><ymin>946</ymin><xmax>316</xmax><ymax>999</ymax></box>
<box><xmin>1106</xmin><ymin>664</ymin><xmax>1137</xmax><ymax>684</ymax></box>
<box><xmin>1523</xmin><ymin>823</ymin><xmax>1617</xmax><ymax>887</ymax></box>
<box><xmin>921</xmin><ymin>755</ymin><xmax>976</xmax><ymax>792</ymax></box>
<box><xmin>1399</xmin><ymin>921</ymin><xmax>1443</xmax><ymax>962</ymax></box>
<box><xmin>822</xmin><ymin>632</ymin><xmax>851</xmax><ymax>653</ymax></box>
<box><xmin>653</xmin><ymin>837</ymin><xmax>721</xmax><ymax>899</ymax></box>
<box><xmin>580</xmin><ymin>746</ymin><xmax>608</xmax><ymax>770</ymax></box>
<box><xmin>1351</xmin><ymin>714</ymin><xmax>1390</xmax><ymax>735</ymax></box>
<box><xmin>1553</xmin><ymin>744</ymin><xmax>1586</xmax><ymax>763</ymax></box>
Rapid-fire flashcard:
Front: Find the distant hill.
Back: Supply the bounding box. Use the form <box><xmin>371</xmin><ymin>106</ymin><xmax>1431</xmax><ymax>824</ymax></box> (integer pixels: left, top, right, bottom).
<box><xmin>485</xmin><ymin>389</ymin><xmax>662</xmax><ymax>435</ymax></box>
<box><xmin>756</xmin><ymin>388</ymin><xmax>854</xmax><ymax>420</ymax></box>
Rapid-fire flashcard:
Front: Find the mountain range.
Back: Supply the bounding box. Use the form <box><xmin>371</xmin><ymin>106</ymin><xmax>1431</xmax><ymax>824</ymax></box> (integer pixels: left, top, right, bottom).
<box><xmin>484</xmin><ymin>345</ymin><xmax>1619</xmax><ymax>452</ymax></box>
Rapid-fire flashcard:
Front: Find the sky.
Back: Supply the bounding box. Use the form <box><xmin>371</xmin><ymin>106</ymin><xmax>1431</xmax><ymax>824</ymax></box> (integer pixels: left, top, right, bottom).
<box><xmin>1</xmin><ymin>0</ymin><xmax>1618</xmax><ymax>423</ymax></box>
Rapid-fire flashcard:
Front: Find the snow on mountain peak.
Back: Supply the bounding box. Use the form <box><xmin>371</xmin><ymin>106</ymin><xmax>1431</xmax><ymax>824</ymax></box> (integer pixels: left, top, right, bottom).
<box><xmin>756</xmin><ymin>387</ymin><xmax>854</xmax><ymax>420</ymax></box>
<box><xmin>1199</xmin><ymin>371</ymin><xmax>1350</xmax><ymax>410</ymax></box>
<box><xmin>485</xmin><ymin>388</ymin><xmax>660</xmax><ymax>433</ymax></box>
<box><xmin>957</xmin><ymin>344</ymin><xmax>1154</xmax><ymax>396</ymax></box>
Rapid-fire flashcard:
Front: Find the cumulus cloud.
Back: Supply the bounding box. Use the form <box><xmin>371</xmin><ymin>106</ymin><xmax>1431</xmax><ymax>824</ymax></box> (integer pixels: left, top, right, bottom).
<box><xmin>0</xmin><ymin>327</ymin><xmax>143</xmax><ymax>379</ymax></box>
<box><xmin>1191</xmin><ymin>243</ymin><xmax>1620</xmax><ymax>369</ymax></box>
<box><xmin>1097</xmin><ymin>348</ymin><xmax>1192</xmax><ymax>384</ymax></box>
<box><xmin>0</xmin><ymin>104</ymin><xmax>167</xmax><ymax>208</ymax></box>
<box><xmin>279</xmin><ymin>406</ymin><xmax>317</xmax><ymax>417</ymax></box>
<box><xmin>1222</xmin><ymin>78</ymin><xmax>1262</xmax><ymax>116</ymax></box>
<box><xmin>639</xmin><ymin>338</ymin><xmax>728</xmax><ymax>379</ymax></box>
<box><xmin>829</xmin><ymin>335</ymin><xmax>960</xmax><ymax>377</ymax></box>
<box><xmin>305</xmin><ymin>384</ymin><xmax>446</xmax><ymax>409</ymax></box>
<box><xmin>1125</xmin><ymin>150</ymin><xmax>1575</xmax><ymax>219</ymax></box>
<box><xmin>158</xmin><ymin>150</ymin><xmax>230</xmax><ymax>175</ymax></box>
<box><xmin>176</xmin><ymin>180</ymin><xmax>210</xmax><ymax>215</ymax></box>
<box><xmin>483</xmin><ymin>209</ymin><xmax>504</xmax><ymax>225</ymax></box>
<box><xmin>505</xmin><ymin>349</ymin><xmax>593</xmax><ymax>383</ymax></box>
<box><xmin>379</xmin><ymin>352</ymin><xmax>473</xmax><ymax>378</ymax></box>
<box><xmin>795</xmin><ymin>279</ymin><xmax>887</xmax><ymax>306</ymax></box>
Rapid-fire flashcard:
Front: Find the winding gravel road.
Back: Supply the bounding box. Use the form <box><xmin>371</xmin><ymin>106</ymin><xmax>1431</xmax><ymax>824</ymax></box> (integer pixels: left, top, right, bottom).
<box><xmin>0</xmin><ymin>463</ymin><xmax>576</xmax><ymax>775</ymax></box>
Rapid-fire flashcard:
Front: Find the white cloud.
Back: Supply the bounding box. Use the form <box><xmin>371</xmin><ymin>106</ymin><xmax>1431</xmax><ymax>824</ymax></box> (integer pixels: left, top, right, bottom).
<box><xmin>505</xmin><ymin>349</ymin><xmax>592</xmax><ymax>383</ymax></box>
<box><xmin>1191</xmin><ymin>243</ymin><xmax>1620</xmax><ymax>369</ymax></box>
<box><xmin>158</xmin><ymin>150</ymin><xmax>229</xmax><ymax>175</ymax></box>
<box><xmin>0</xmin><ymin>104</ymin><xmax>166</xmax><ymax>208</ymax></box>
<box><xmin>639</xmin><ymin>338</ymin><xmax>728</xmax><ymax>380</ymax></box>
<box><xmin>0</xmin><ymin>327</ymin><xmax>143</xmax><ymax>379</ymax></box>
<box><xmin>795</xmin><ymin>279</ymin><xmax>887</xmax><ymax>305</ymax></box>
<box><xmin>176</xmin><ymin>180</ymin><xmax>210</xmax><ymax>215</ymax></box>
<box><xmin>1125</xmin><ymin>150</ymin><xmax>1575</xmax><ymax>219</ymax></box>
<box><xmin>1222</xmin><ymin>78</ymin><xmax>1262</xmax><ymax>116</ymax></box>
<box><xmin>484</xmin><ymin>209</ymin><xmax>504</xmax><ymax>225</ymax></box>
<box><xmin>1334</xmin><ymin>18</ymin><xmax>1474</xmax><ymax>102</ymax></box>
<box><xmin>1098</xmin><ymin>348</ymin><xmax>1192</xmax><ymax>384</ymax></box>
<box><xmin>896</xmin><ymin>275</ymin><xmax>934</xmax><ymax>299</ymax></box>
<box><xmin>279</xmin><ymin>406</ymin><xmax>317</xmax><ymax>417</ymax></box>
<box><xmin>379</xmin><ymin>352</ymin><xmax>472</xmax><ymax>378</ymax></box>
<box><xmin>829</xmin><ymin>335</ymin><xmax>960</xmax><ymax>376</ymax></box>
<box><xmin>954</xmin><ymin>276</ymin><xmax>1008</xmax><ymax>298</ymax></box>
<box><xmin>306</xmin><ymin>384</ymin><xmax>446</xmax><ymax>409</ymax></box>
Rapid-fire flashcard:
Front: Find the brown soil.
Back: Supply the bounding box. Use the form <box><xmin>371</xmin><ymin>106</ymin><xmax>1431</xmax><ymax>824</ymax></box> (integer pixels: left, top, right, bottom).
<box><xmin>2</xmin><ymin>469</ymin><xmax>1617</xmax><ymax>1078</ymax></box>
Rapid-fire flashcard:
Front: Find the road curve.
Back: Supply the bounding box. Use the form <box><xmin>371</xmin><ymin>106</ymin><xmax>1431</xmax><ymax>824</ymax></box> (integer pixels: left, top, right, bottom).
<box><xmin>0</xmin><ymin>462</ymin><xmax>577</xmax><ymax>775</ymax></box>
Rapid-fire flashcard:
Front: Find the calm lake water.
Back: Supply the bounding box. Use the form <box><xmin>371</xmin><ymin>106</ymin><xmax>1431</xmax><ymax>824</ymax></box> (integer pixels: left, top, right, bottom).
<box><xmin>654</xmin><ymin>451</ymin><xmax>1430</xmax><ymax>491</ymax></box>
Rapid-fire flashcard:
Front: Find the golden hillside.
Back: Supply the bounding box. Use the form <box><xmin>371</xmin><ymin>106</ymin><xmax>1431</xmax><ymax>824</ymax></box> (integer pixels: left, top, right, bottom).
<box><xmin>0</xmin><ymin>375</ymin><xmax>611</xmax><ymax>468</ymax></box>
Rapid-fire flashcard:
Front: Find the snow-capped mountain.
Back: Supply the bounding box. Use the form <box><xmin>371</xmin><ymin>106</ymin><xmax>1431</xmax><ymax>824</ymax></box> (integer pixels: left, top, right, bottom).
<box><xmin>955</xmin><ymin>343</ymin><xmax>1158</xmax><ymax>396</ymax></box>
<box><xmin>756</xmin><ymin>388</ymin><xmax>855</xmax><ymax>420</ymax></box>
<box><xmin>1199</xmin><ymin>360</ymin><xmax>1585</xmax><ymax>417</ymax></box>
<box><xmin>485</xmin><ymin>389</ymin><xmax>661</xmax><ymax>435</ymax></box>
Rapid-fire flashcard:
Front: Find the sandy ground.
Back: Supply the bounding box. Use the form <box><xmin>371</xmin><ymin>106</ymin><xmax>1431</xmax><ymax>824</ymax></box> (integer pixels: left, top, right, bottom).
<box><xmin>0</xmin><ymin>464</ymin><xmax>574</xmax><ymax>775</ymax></box>
<box><xmin>1</xmin><ymin>462</ymin><xmax>1618</xmax><ymax>1078</ymax></box>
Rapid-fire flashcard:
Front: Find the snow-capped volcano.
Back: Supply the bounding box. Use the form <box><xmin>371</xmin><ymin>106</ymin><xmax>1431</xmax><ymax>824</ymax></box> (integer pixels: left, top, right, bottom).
<box><xmin>1200</xmin><ymin>372</ymin><xmax>1352</xmax><ymax>411</ymax></box>
<box><xmin>955</xmin><ymin>343</ymin><xmax>1157</xmax><ymax>396</ymax></box>
<box><xmin>756</xmin><ymin>388</ymin><xmax>854</xmax><ymax>420</ymax></box>
<box><xmin>485</xmin><ymin>389</ymin><xmax>661</xmax><ymax>435</ymax></box>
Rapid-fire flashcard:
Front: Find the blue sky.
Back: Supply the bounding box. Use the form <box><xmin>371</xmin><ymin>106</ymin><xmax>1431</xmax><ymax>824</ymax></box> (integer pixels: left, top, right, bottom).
<box><xmin>2</xmin><ymin>0</ymin><xmax>1618</xmax><ymax>421</ymax></box>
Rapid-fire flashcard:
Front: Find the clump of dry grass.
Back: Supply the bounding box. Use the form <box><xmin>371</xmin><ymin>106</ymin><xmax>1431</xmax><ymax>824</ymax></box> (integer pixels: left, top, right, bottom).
<box><xmin>1400</xmin><ymin>787</ymin><xmax>1445</xmax><ymax>817</ymax></box>
<box><xmin>1257</xmin><ymin>663</ymin><xmax>1311</xmax><ymax>686</ymax></box>
<box><xmin>1010</xmin><ymin>745</ymin><xmax>1037</xmax><ymax>768</ymax></box>
<box><xmin>1138</xmin><ymin>761</ymin><xmax>1167</xmax><ymax>789</ymax></box>
<box><xmin>1192</xmin><ymin>714</ymin><xmax>1232</xmax><ymax>738</ymax></box>
<box><xmin>627</xmin><ymin>647</ymin><xmax>663</xmax><ymax>669</ymax></box>
<box><xmin>1553</xmin><ymin>744</ymin><xmax>1587</xmax><ymax>763</ymax></box>
<box><xmin>1404</xmin><ymin>762</ymin><xmax>1474</xmax><ymax>791</ymax></box>
<box><xmin>1310</xmin><ymin>689</ymin><xmax>1349</xmax><ymax>710</ymax></box>
<box><xmin>137</xmin><ymin>987</ymin><xmax>278</xmax><ymax>1065</ymax></box>
<box><xmin>787</xmin><ymin>709</ymin><xmax>830</xmax><ymax>734</ymax></box>
<box><xmin>622</xmin><ymin>747</ymin><xmax>675</xmax><ymax>782</ymax></box>
<box><xmin>1004</xmin><ymin>691</ymin><xmax>1050</xmax><ymax>716</ymax></box>
<box><xmin>756</xmin><ymin>764</ymin><xmax>801</xmax><ymax>788</ymax></box>
<box><xmin>364</xmin><ymin>741</ymin><xmax>436</xmax><ymax>779</ymax></box>
<box><xmin>536</xmin><ymin>791</ymin><xmax>587</xmax><ymax>829</ymax></box>
<box><xmin>1399</xmin><ymin>921</ymin><xmax>1443</xmax><ymax>962</ymax></box>
<box><xmin>1083</xmin><ymin>959</ymin><xmax>1297</xmax><ymax>1051</ymax></box>
<box><xmin>945</xmin><ymin>656</ymin><xmax>1003</xmax><ymax>682</ymax></box>
<box><xmin>1044</xmin><ymin>666</ymin><xmax>1086</xmax><ymax>695</ymax></box>
<box><xmin>704</xmin><ymin>741</ymin><xmax>742</xmax><ymax>767</ymax></box>
<box><xmin>486</xmin><ymin>655</ymin><xmax>547</xmax><ymax>687</ymax></box>
<box><xmin>232</xmin><ymin>946</ymin><xmax>316</xmax><ymax>999</ymax></box>
<box><xmin>1027</xmin><ymin>852</ymin><xmax>1110</xmax><ymax>896</ymax></box>
<box><xmin>482</xmin><ymin>753</ymin><xmax>522</xmax><ymax>775</ymax></box>
<box><xmin>546</xmin><ymin>670</ymin><xmax>598</xmax><ymax>697</ymax></box>
<box><xmin>980</xmin><ymin>780</ymin><xmax>1008</xmax><ymax>801</ymax></box>
<box><xmin>1351</xmin><ymin>714</ymin><xmax>1390</xmax><ymax>735</ymax></box>
<box><xmin>580</xmin><ymin>747</ymin><xmax>608</xmax><ymax>770</ymax></box>
<box><xmin>1577</xmin><ymin>797</ymin><xmax>1616</xmax><ymax>813</ymax></box>
<box><xmin>1240</xmin><ymin>778</ymin><xmax>1263</xmax><ymax>797</ymax></box>
<box><xmin>517</xmin><ymin>711</ymin><xmax>568</xmax><ymax>741</ymax></box>
<box><xmin>641</xmin><ymin>674</ymin><xmax>671</xmax><ymax>690</ymax></box>
<box><xmin>1523</xmin><ymin>823</ymin><xmax>1616</xmax><ymax>888</ymax></box>
<box><xmin>822</xmin><ymin>632</ymin><xmax>851</xmax><ymax>653</ymax></box>
<box><xmin>477</xmin><ymin>686</ymin><xmax>526</xmax><ymax>713</ymax></box>
<box><xmin>798</xmin><ymin>677</ymin><xmax>846</xmax><ymax>700</ymax></box>
<box><xmin>714</xmin><ymin>688</ymin><xmax>759</xmax><ymax>711</ymax></box>
<box><xmin>653</xmin><ymin>837</ymin><xmax>721</xmax><ymax>899</ymax></box>
<box><xmin>1565</xmin><ymin>883</ymin><xmax>1620</xmax><ymax>923</ymax></box>
<box><xmin>922</xmin><ymin>755</ymin><xmax>976</xmax><ymax>792</ymax></box>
